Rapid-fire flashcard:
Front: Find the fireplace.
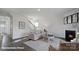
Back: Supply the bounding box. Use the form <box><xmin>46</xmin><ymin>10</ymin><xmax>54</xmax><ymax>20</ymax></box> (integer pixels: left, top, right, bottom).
<box><xmin>65</xmin><ymin>30</ymin><xmax>76</xmax><ymax>42</ymax></box>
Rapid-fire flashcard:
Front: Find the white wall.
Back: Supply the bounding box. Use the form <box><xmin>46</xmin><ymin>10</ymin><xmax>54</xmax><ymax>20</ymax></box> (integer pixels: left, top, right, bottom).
<box><xmin>12</xmin><ymin>14</ymin><xmax>35</xmax><ymax>39</ymax></box>
<box><xmin>46</xmin><ymin>9</ymin><xmax>79</xmax><ymax>38</ymax></box>
<box><xmin>45</xmin><ymin>15</ymin><xmax>65</xmax><ymax>37</ymax></box>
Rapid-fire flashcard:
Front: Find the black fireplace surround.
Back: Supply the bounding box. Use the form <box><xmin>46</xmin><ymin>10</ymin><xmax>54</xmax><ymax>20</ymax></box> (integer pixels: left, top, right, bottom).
<box><xmin>65</xmin><ymin>30</ymin><xmax>76</xmax><ymax>42</ymax></box>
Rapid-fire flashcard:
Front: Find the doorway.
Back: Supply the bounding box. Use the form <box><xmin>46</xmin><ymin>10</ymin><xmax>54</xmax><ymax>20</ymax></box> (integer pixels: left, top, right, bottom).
<box><xmin>0</xmin><ymin>16</ymin><xmax>11</xmax><ymax>49</ymax></box>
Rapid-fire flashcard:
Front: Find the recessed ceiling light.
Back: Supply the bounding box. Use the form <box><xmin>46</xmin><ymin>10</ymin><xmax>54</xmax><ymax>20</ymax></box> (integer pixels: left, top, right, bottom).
<box><xmin>37</xmin><ymin>9</ymin><xmax>40</xmax><ymax>11</ymax></box>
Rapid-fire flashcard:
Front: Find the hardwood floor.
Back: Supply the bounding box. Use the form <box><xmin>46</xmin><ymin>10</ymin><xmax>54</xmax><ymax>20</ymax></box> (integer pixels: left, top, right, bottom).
<box><xmin>0</xmin><ymin>38</ymin><xmax>57</xmax><ymax>51</ymax></box>
<box><xmin>1</xmin><ymin>39</ymin><xmax>35</xmax><ymax>51</ymax></box>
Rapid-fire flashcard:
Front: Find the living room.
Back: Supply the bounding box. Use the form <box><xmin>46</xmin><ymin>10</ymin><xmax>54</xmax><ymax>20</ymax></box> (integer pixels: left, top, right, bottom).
<box><xmin>0</xmin><ymin>8</ymin><xmax>79</xmax><ymax>51</ymax></box>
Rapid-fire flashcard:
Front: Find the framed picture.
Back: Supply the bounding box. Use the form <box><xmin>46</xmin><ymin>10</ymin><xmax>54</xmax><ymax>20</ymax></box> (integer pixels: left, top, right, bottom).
<box><xmin>68</xmin><ymin>16</ymin><xmax>72</xmax><ymax>24</ymax></box>
<box><xmin>72</xmin><ymin>13</ymin><xmax>78</xmax><ymax>23</ymax></box>
<box><xmin>19</xmin><ymin>21</ymin><xmax>25</xmax><ymax>29</ymax></box>
<box><xmin>64</xmin><ymin>17</ymin><xmax>68</xmax><ymax>24</ymax></box>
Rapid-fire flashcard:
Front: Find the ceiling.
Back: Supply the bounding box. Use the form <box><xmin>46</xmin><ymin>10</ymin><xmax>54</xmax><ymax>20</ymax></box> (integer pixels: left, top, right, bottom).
<box><xmin>0</xmin><ymin>8</ymin><xmax>76</xmax><ymax>16</ymax></box>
